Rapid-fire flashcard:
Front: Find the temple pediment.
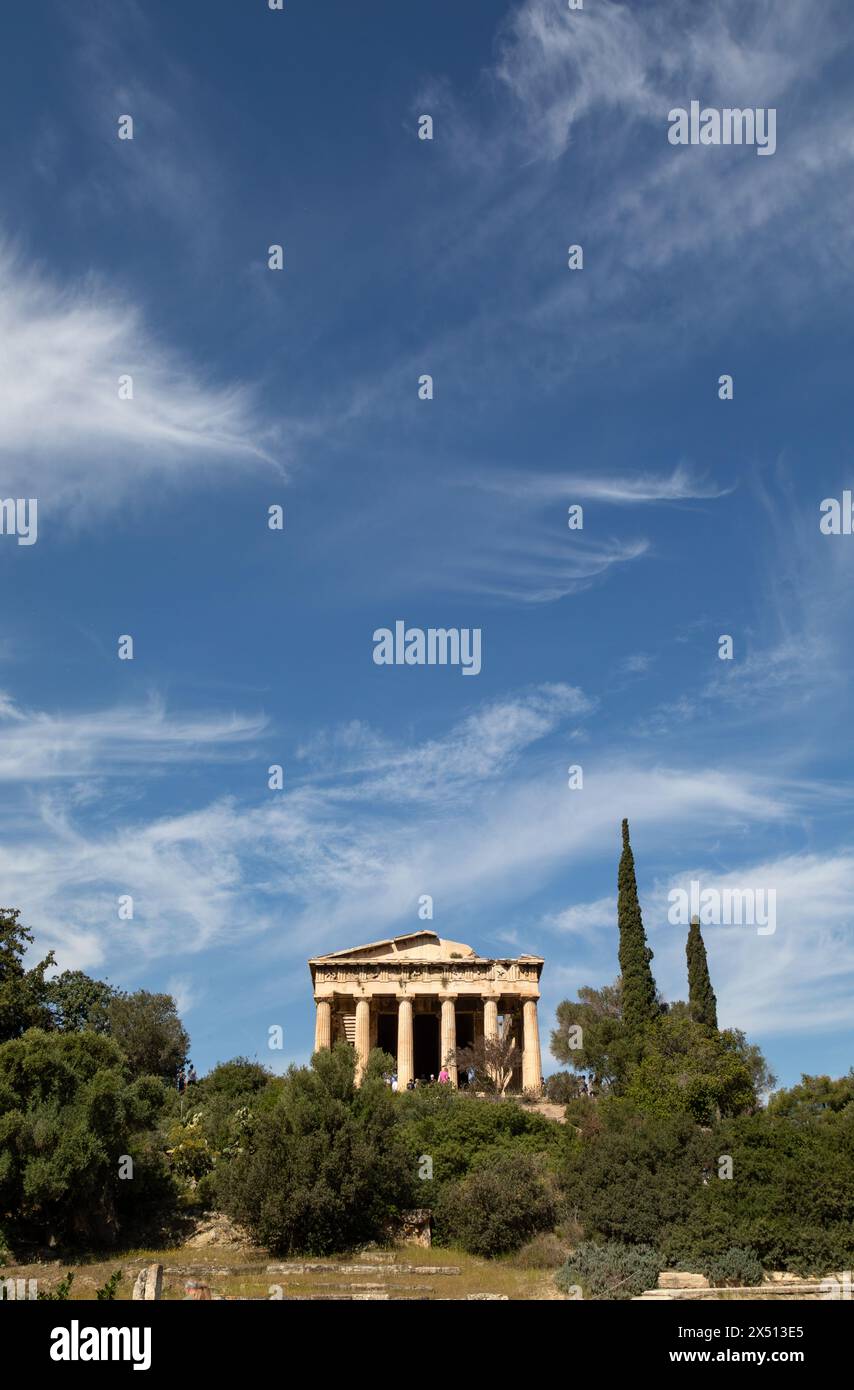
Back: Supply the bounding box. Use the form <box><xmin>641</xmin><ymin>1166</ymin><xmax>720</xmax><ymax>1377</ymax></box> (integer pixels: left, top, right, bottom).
<box><xmin>310</xmin><ymin>930</ymin><xmax>478</xmax><ymax>965</ymax></box>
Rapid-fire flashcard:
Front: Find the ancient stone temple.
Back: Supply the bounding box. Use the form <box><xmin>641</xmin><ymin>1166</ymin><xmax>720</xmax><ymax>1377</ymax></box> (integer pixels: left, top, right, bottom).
<box><xmin>309</xmin><ymin>930</ymin><xmax>544</xmax><ymax>1094</ymax></box>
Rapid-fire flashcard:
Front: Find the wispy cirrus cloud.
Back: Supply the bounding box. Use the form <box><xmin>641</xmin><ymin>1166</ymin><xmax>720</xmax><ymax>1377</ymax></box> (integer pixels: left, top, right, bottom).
<box><xmin>492</xmin><ymin>0</ymin><xmax>825</xmax><ymax>163</ymax></box>
<box><xmin>5</xmin><ymin>670</ymin><xmax>849</xmax><ymax>1057</ymax></box>
<box><xmin>395</xmin><ymin>0</ymin><xmax>854</xmax><ymax>407</ymax></box>
<box><xmin>434</xmin><ymin>464</ymin><xmax>723</xmax><ymax>604</ymax></box>
<box><xmin>297</xmin><ymin>684</ymin><xmax>593</xmax><ymax>800</ymax></box>
<box><xmin>472</xmin><ymin>464</ymin><xmax>728</xmax><ymax>506</ymax></box>
<box><xmin>647</xmin><ymin>854</ymin><xmax>854</xmax><ymax>1035</ymax></box>
<box><xmin>9</xmin><ymin>716</ymin><xmax>792</xmax><ymax>975</ymax></box>
<box><xmin>0</xmin><ymin>691</ymin><xmax>266</xmax><ymax>782</ymax></box>
<box><xmin>0</xmin><ymin>242</ymin><xmax>281</xmax><ymax>519</ymax></box>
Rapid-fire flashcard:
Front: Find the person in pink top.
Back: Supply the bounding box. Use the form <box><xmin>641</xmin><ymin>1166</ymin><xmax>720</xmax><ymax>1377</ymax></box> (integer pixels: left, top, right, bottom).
<box><xmin>438</xmin><ymin>1067</ymin><xmax>450</xmax><ymax>1084</ymax></box>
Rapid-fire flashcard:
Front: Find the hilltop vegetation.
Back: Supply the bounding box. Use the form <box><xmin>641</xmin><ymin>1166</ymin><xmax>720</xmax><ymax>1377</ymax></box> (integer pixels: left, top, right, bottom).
<box><xmin>2</xmin><ymin>824</ymin><xmax>853</xmax><ymax>1290</ymax></box>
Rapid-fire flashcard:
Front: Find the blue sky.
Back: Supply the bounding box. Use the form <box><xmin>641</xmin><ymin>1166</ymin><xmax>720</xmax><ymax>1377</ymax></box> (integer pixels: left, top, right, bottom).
<box><xmin>2</xmin><ymin>0</ymin><xmax>853</xmax><ymax>1089</ymax></box>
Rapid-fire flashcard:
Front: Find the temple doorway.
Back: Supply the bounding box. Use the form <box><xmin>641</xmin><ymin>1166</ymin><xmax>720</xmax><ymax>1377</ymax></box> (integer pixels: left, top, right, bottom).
<box><xmin>376</xmin><ymin>1012</ymin><xmax>397</xmax><ymax>1060</ymax></box>
<box><xmin>413</xmin><ymin>1012</ymin><xmax>439</xmax><ymax>1079</ymax></box>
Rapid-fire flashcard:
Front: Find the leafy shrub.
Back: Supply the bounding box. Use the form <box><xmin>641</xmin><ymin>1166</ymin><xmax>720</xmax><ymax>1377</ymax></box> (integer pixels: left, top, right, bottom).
<box><xmin>508</xmin><ymin>1232</ymin><xmax>570</xmax><ymax>1269</ymax></box>
<box><xmin>433</xmin><ymin>1152</ymin><xmax>556</xmax><ymax>1257</ymax></box>
<box><xmin>623</xmin><ymin>1017</ymin><xmax>757</xmax><ymax>1123</ymax></box>
<box><xmin>662</xmin><ymin>1111</ymin><xmax>854</xmax><ymax>1275</ymax></box>
<box><xmin>165</xmin><ymin>1113</ymin><xmax>214</xmax><ymax>1180</ymax></box>
<box><xmin>161</xmin><ymin>1058</ymin><xmax>274</xmax><ymax>1154</ymax></box>
<box><xmin>556</xmin><ymin>1241</ymin><xmax>662</xmax><ymax>1300</ymax></box>
<box><xmin>703</xmin><ymin>1247</ymin><xmax>763</xmax><ymax>1287</ymax></box>
<box><xmin>192</xmin><ymin>1170</ymin><xmax>219</xmax><ymax>1209</ymax></box>
<box><xmin>37</xmin><ymin>1272</ymin><xmax>74</xmax><ymax>1300</ymax></box>
<box><xmin>559</xmin><ymin>1102</ymin><xmax>714</xmax><ymax>1247</ymax></box>
<box><xmin>96</xmin><ymin>1269</ymin><xmax>123</xmax><ymax>1300</ymax></box>
<box><xmin>0</xmin><ymin>1028</ymin><xmax>174</xmax><ymax>1247</ymax></box>
<box><xmin>397</xmin><ymin>1086</ymin><xmax>562</xmax><ymax>1190</ymax></box>
<box><xmin>217</xmin><ymin>1044</ymin><xmax>414</xmax><ymax>1255</ymax></box>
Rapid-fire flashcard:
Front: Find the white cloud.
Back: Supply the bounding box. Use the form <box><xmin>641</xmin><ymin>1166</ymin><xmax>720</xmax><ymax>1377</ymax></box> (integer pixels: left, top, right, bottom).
<box><xmin>297</xmin><ymin>685</ymin><xmax>593</xmax><ymax>801</ymax></box>
<box><xmin>544</xmin><ymin>896</ymin><xmax>616</xmax><ymax>937</ymax></box>
<box><xmin>619</xmin><ymin>653</ymin><xmax>653</xmax><ymax>675</ymax></box>
<box><xmin>648</xmin><ymin>855</ymin><xmax>854</xmax><ymax>1035</ymax></box>
<box><xmin>0</xmin><ymin>691</ymin><xmax>266</xmax><ymax>782</ymax></box>
<box><xmin>3</xmin><ymin>681</ymin><xmax>850</xmax><ymax>1047</ymax></box>
<box><xmin>494</xmin><ymin>0</ymin><xmax>839</xmax><ymax>163</ymax></box>
<box><xmin>475</xmin><ymin>464</ymin><xmax>727</xmax><ymax>506</ymax></box>
<box><xmin>0</xmin><ymin>243</ymin><xmax>279</xmax><ymax>519</ymax></box>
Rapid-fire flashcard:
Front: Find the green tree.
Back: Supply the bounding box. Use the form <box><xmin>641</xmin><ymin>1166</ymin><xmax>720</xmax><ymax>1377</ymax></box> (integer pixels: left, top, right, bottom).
<box><xmin>686</xmin><ymin>918</ymin><xmax>718</xmax><ymax>1029</ymax></box>
<box><xmin>617</xmin><ymin>820</ymin><xmax>659</xmax><ymax>1031</ymax></box>
<box><xmin>195</xmin><ymin>1057</ymin><xmax>272</xmax><ymax>1101</ymax></box>
<box><xmin>106</xmin><ymin>990</ymin><xmax>189</xmax><ymax>1083</ymax></box>
<box><xmin>767</xmin><ymin>1070</ymin><xmax>853</xmax><ymax>1121</ymax></box>
<box><xmin>728</xmin><ymin>1029</ymin><xmax>776</xmax><ymax>1102</ymax></box>
<box><xmin>550</xmin><ymin>981</ymin><xmax>637</xmax><ymax>1090</ymax></box>
<box><xmin>622</xmin><ymin>1015</ymin><xmax>757</xmax><ymax>1123</ymax></box>
<box><xmin>0</xmin><ymin>1028</ymin><xmax>171</xmax><ymax>1246</ymax></box>
<box><xmin>48</xmin><ymin>970</ymin><xmax>115</xmax><ymax>1034</ymax></box>
<box><xmin>0</xmin><ymin>908</ymin><xmax>54</xmax><ymax>1042</ymax></box>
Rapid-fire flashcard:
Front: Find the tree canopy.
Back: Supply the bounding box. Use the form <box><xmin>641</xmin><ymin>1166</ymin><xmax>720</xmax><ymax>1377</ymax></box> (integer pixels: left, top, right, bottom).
<box><xmin>0</xmin><ymin>908</ymin><xmax>54</xmax><ymax>1042</ymax></box>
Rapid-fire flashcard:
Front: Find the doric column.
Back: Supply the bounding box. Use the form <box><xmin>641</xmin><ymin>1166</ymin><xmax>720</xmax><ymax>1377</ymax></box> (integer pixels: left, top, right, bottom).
<box><xmin>483</xmin><ymin>994</ymin><xmax>500</xmax><ymax>1043</ymax></box>
<box><xmin>314</xmin><ymin>997</ymin><xmax>332</xmax><ymax>1053</ymax></box>
<box><xmin>522</xmin><ymin>997</ymin><xmax>543</xmax><ymax>1094</ymax></box>
<box><xmin>354</xmin><ymin>997</ymin><xmax>371</xmax><ymax>1085</ymax></box>
<box><xmin>397</xmin><ymin>996</ymin><xmax>414</xmax><ymax>1091</ymax></box>
<box><xmin>439</xmin><ymin>994</ymin><xmax>458</xmax><ymax>1085</ymax></box>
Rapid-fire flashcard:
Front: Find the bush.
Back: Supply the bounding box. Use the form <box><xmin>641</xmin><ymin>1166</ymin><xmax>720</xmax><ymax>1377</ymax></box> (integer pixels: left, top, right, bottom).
<box><xmin>703</xmin><ymin>1247</ymin><xmax>763</xmax><ymax>1287</ymax></box>
<box><xmin>0</xmin><ymin>1028</ymin><xmax>174</xmax><ymax>1248</ymax></box>
<box><xmin>663</xmin><ymin>1110</ymin><xmax>854</xmax><ymax>1275</ymax></box>
<box><xmin>217</xmin><ymin>1044</ymin><xmax>414</xmax><ymax>1255</ymax></box>
<box><xmin>558</xmin><ymin>1102</ymin><xmax>714</xmax><ymax>1247</ymax></box>
<box><xmin>556</xmin><ymin>1240</ymin><xmax>662</xmax><ymax>1300</ymax></box>
<box><xmin>508</xmin><ymin>1232</ymin><xmax>570</xmax><ymax>1269</ymax></box>
<box><xmin>95</xmin><ymin>1269</ymin><xmax>123</xmax><ymax>1300</ymax></box>
<box><xmin>433</xmin><ymin>1152</ymin><xmax>556</xmax><ymax>1257</ymax></box>
<box><xmin>396</xmin><ymin>1086</ymin><xmax>562</xmax><ymax>1191</ymax></box>
<box><xmin>37</xmin><ymin>1272</ymin><xmax>75</xmax><ymax>1300</ymax></box>
<box><xmin>165</xmin><ymin>1112</ymin><xmax>214</xmax><ymax>1180</ymax></box>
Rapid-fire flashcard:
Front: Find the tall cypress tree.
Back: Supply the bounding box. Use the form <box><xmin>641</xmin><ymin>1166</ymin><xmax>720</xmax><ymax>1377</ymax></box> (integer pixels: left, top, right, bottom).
<box><xmin>686</xmin><ymin>917</ymin><xmax>718</xmax><ymax>1029</ymax></box>
<box><xmin>617</xmin><ymin>819</ymin><xmax>659</xmax><ymax>1030</ymax></box>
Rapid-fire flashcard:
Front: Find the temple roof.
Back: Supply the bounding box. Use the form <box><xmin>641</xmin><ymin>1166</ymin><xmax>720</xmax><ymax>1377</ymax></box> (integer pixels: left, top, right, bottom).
<box><xmin>308</xmin><ymin>930</ymin><xmax>543</xmax><ymax>966</ymax></box>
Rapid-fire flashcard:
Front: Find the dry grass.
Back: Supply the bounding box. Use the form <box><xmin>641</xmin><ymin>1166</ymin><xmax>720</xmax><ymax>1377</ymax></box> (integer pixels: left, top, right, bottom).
<box><xmin>2</xmin><ymin>1240</ymin><xmax>567</xmax><ymax>1301</ymax></box>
